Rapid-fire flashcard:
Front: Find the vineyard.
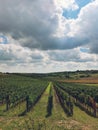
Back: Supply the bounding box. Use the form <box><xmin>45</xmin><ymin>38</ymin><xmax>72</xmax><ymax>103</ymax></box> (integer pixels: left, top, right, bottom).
<box><xmin>0</xmin><ymin>73</ymin><xmax>98</xmax><ymax>130</ymax></box>
<box><xmin>55</xmin><ymin>82</ymin><xmax>98</xmax><ymax>117</ymax></box>
<box><xmin>0</xmin><ymin>74</ymin><xmax>48</xmax><ymax>116</ymax></box>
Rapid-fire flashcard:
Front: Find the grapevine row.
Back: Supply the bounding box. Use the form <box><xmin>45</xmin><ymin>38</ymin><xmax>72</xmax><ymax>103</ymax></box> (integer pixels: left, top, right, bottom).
<box><xmin>0</xmin><ymin>74</ymin><xmax>48</xmax><ymax>113</ymax></box>
<box><xmin>54</xmin><ymin>84</ymin><xmax>73</xmax><ymax>116</ymax></box>
<box><xmin>56</xmin><ymin>82</ymin><xmax>98</xmax><ymax>117</ymax></box>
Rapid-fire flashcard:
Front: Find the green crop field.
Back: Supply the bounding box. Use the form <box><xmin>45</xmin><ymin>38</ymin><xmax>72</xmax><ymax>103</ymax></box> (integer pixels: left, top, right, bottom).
<box><xmin>0</xmin><ymin>72</ymin><xmax>98</xmax><ymax>130</ymax></box>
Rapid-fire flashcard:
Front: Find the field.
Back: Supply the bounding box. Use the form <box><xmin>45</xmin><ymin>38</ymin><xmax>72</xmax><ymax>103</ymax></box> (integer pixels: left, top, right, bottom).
<box><xmin>0</xmin><ymin>71</ymin><xmax>98</xmax><ymax>130</ymax></box>
<box><xmin>60</xmin><ymin>76</ymin><xmax>98</xmax><ymax>84</ymax></box>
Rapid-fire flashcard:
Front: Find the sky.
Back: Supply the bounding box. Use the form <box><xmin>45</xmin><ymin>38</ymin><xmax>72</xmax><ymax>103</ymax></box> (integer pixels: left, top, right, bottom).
<box><xmin>0</xmin><ymin>0</ymin><xmax>98</xmax><ymax>73</ymax></box>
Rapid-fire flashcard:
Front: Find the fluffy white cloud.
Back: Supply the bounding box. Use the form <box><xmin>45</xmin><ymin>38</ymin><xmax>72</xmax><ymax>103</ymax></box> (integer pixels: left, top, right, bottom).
<box><xmin>69</xmin><ymin>0</ymin><xmax>98</xmax><ymax>53</ymax></box>
<box><xmin>54</xmin><ymin>0</ymin><xmax>79</xmax><ymax>10</ymax></box>
<box><xmin>0</xmin><ymin>44</ymin><xmax>45</xmax><ymax>64</ymax></box>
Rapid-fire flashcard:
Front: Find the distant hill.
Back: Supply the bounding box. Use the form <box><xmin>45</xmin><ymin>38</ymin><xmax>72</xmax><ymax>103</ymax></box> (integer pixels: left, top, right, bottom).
<box><xmin>1</xmin><ymin>70</ymin><xmax>98</xmax><ymax>80</ymax></box>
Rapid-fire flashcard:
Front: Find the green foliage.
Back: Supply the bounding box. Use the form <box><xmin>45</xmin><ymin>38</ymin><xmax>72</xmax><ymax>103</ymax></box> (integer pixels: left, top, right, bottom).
<box><xmin>55</xmin><ymin>85</ymin><xmax>73</xmax><ymax>116</ymax></box>
<box><xmin>56</xmin><ymin>82</ymin><xmax>98</xmax><ymax>117</ymax></box>
<box><xmin>0</xmin><ymin>74</ymin><xmax>48</xmax><ymax>113</ymax></box>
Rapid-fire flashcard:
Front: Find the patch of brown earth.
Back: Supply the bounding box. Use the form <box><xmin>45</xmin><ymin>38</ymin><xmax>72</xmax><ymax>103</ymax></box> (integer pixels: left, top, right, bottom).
<box><xmin>57</xmin><ymin>119</ymin><xmax>82</xmax><ymax>130</ymax></box>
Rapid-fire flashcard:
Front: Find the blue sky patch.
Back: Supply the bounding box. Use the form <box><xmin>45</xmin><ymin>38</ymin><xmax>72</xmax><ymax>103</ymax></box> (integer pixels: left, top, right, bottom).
<box><xmin>0</xmin><ymin>35</ymin><xmax>8</xmax><ymax>44</ymax></box>
<box><xmin>75</xmin><ymin>0</ymin><xmax>93</xmax><ymax>8</ymax></box>
<box><xmin>63</xmin><ymin>9</ymin><xmax>79</xmax><ymax>19</ymax></box>
<box><xmin>63</xmin><ymin>0</ymin><xmax>93</xmax><ymax>19</ymax></box>
<box><xmin>80</xmin><ymin>47</ymin><xmax>89</xmax><ymax>53</ymax></box>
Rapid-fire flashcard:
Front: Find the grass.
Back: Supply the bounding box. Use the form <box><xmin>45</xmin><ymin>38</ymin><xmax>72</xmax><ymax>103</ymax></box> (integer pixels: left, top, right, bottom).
<box><xmin>24</xmin><ymin>82</ymin><xmax>83</xmax><ymax>130</ymax></box>
<box><xmin>0</xmin><ymin>101</ymin><xmax>26</xmax><ymax>117</ymax></box>
<box><xmin>72</xmin><ymin>105</ymin><xmax>98</xmax><ymax>130</ymax></box>
<box><xmin>5</xmin><ymin>101</ymin><xmax>26</xmax><ymax>117</ymax></box>
<box><xmin>84</xmin><ymin>84</ymin><xmax>98</xmax><ymax>87</ymax></box>
<box><xmin>0</xmin><ymin>104</ymin><xmax>6</xmax><ymax>116</ymax></box>
<box><xmin>60</xmin><ymin>75</ymin><xmax>98</xmax><ymax>84</ymax></box>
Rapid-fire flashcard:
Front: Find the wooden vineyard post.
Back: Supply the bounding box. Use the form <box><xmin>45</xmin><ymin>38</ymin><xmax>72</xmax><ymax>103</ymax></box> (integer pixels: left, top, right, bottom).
<box><xmin>90</xmin><ymin>97</ymin><xmax>97</xmax><ymax>117</ymax></box>
<box><xmin>93</xmin><ymin>100</ymin><xmax>96</xmax><ymax>117</ymax></box>
<box><xmin>26</xmin><ymin>95</ymin><xmax>29</xmax><ymax>112</ymax></box>
<box><xmin>6</xmin><ymin>95</ymin><xmax>10</xmax><ymax>111</ymax></box>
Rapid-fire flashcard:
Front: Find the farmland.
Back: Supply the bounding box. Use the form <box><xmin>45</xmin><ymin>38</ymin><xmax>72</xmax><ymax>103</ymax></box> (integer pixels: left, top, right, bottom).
<box><xmin>0</xmin><ymin>71</ymin><xmax>98</xmax><ymax>130</ymax></box>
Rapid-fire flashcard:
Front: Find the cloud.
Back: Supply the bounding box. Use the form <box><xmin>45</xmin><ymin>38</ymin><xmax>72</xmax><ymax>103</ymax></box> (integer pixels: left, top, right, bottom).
<box><xmin>47</xmin><ymin>48</ymin><xmax>97</xmax><ymax>62</ymax></box>
<box><xmin>0</xmin><ymin>0</ymin><xmax>96</xmax><ymax>53</ymax></box>
<box><xmin>69</xmin><ymin>0</ymin><xmax>98</xmax><ymax>53</ymax></box>
<box><xmin>0</xmin><ymin>0</ymin><xmax>82</xmax><ymax>50</ymax></box>
<box><xmin>0</xmin><ymin>45</ymin><xmax>98</xmax><ymax>72</ymax></box>
<box><xmin>0</xmin><ymin>0</ymin><xmax>98</xmax><ymax>72</ymax></box>
<box><xmin>0</xmin><ymin>44</ymin><xmax>44</xmax><ymax>65</ymax></box>
<box><xmin>54</xmin><ymin>0</ymin><xmax>79</xmax><ymax>10</ymax></box>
